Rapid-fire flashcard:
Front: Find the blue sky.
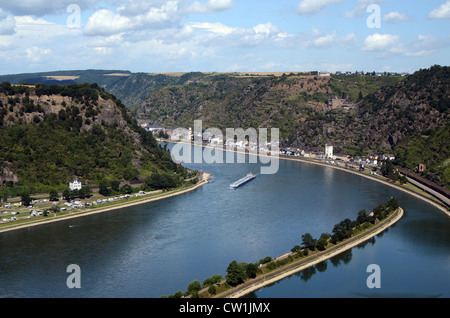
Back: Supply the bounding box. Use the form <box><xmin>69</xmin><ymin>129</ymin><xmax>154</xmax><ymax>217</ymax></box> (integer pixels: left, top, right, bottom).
<box><xmin>0</xmin><ymin>0</ymin><xmax>449</xmax><ymax>75</ymax></box>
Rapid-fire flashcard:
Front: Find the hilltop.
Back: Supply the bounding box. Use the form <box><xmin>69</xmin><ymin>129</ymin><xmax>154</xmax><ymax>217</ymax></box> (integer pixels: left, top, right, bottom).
<box><xmin>0</xmin><ymin>82</ymin><xmax>185</xmax><ymax>198</ymax></box>
<box><xmin>133</xmin><ymin>66</ymin><xmax>448</xmax><ymax>189</ymax></box>
<box><xmin>1</xmin><ymin>66</ymin><xmax>448</xmax><ymax>189</ymax></box>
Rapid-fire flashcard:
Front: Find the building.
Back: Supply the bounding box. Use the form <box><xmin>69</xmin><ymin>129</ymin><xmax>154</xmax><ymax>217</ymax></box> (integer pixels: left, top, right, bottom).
<box><xmin>417</xmin><ymin>163</ymin><xmax>426</xmax><ymax>173</ymax></box>
<box><xmin>327</xmin><ymin>92</ymin><xmax>354</xmax><ymax>110</ymax></box>
<box><xmin>69</xmin><ymin>177</ymin><xmax>82</xmax><ymax>191</ymax></box>
<box><xmin>325</xmin><ymin>143</ymin><xmax>334</xmax><ymax>159</ymax></box>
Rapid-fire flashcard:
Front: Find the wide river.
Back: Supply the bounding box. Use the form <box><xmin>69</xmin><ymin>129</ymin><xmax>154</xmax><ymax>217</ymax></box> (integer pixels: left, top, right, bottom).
<box><xmin>0</xmin><ymin>144</ymin><xmax>449</xmax><ymax>298</ymax></box>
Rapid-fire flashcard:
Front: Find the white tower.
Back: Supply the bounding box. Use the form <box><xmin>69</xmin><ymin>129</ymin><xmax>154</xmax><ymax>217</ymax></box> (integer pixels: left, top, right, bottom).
<box><xmin>325</xmin><ymin>143</ymin><xmax>333</xmax><ymax>159</ymax></box>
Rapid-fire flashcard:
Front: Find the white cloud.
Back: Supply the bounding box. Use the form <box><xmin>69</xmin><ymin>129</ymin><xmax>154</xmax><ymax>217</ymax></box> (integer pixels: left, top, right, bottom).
<box><xmin>428</xmin><ymin>0</ymin><xmax>450</xmax><ymax>19</ymax></box>
<box><xmin>344</xmin><ymin>0</ymin><xmax>388</xmax><ymax>18</ymax></box>
<box><xmin>189</xmin><ymin>22</ymin><xmax>236</xmax><ymax>35</ymax></box>
<box><xmin>361</xmin><ymin>33</ymin><xmax>449</xmax><ymax>58</ymax></box>
<box><xmin>189</xmin><ymin>0</ymin><xmax>234</xmax><ymax>14</ymax></box>
<box><xmin>404</xmin><ymin>34</ymin><xmax>449</xmax><ymax>57</ymax></box>
<box><xmin>84</xmin><ymin>9</ymin><xmax>134</xmax><ymax>36</ymax></box>
<box><xmin>0</xmin><ymin>0</ymin><xmax>98</xmax><ymax>16</ymax></box>
<box><xmin>313</xmin><ymin>32</ymin><xmax>337</xmax><ymax>47</ymax></box>
<box><xmin>297</xmin><ymin>0</ymin><xmax>343</xmax><ymax>15</ymax></box>
<box><xmin>362</xmin><ymin>33</ymin><xmax>399</xmax><ymax>51</ymax></box>
<box><xmin>26</xmin><ymin>46</ymin><xmax>52</xmax><ymax>63</ymax></box>
<box><xmin>85</xmin><ymin>1</ymin><xmax>182</xmax><ymax>36</ymax></box>
<box><xmin>190</xmin><ymin>21</ymin><xmax>289</xmax><ymax>48</ymax></box>
<box><xmin>383</xmin><ymin>11</ymin><xmax>411</xmax><ymax>23</ymax></box>
<box><xmin>0</xmin><ymin>9</ymin><xmax>15</xmax><ymax>35</ymax></box>
<box><xmin>300</xmin><ymin>30</ymin><xmax>357</xmax><ymax>49</ymax></box>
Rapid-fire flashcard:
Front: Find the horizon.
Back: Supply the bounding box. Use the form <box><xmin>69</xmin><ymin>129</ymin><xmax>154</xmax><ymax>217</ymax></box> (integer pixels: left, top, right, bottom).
<box><xmin>0</xmin><ymin>1</ymin><xmax>450</xmax><ymax>75</ymax></box>
<box><xmin>0</xmin><ymin>66</ymin><xmax>438</xmax><ymax>78</ymax></box>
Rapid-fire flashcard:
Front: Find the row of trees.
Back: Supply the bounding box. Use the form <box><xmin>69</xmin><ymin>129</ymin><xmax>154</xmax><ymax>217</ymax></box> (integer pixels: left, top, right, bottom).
<box><xmin>164</xmin><ymin>197</ymin><xmax>400</xmax><ymax>298</ymax></box>
<box><xmin>297</xmin><ymin>197</ymin><xmax>399</xmax><ymax>251</ymax></box>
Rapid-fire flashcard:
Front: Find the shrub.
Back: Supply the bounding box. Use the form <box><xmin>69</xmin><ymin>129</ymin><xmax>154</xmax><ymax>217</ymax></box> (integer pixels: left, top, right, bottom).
<box><xmin>208</xmin><ymin>285</ymin><xmax>216</xmax><ymax>295</ymax></box>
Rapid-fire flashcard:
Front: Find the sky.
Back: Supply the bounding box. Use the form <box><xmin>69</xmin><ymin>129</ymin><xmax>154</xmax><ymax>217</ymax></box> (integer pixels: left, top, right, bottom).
<box><xmin>0</xmin><ymin>0</ymin><xmax>449</xmax><ymax>75</ymax></box>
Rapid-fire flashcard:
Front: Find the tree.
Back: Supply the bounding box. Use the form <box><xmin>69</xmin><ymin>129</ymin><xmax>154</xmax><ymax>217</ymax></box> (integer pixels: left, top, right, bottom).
<box><xmin>21</xmin><ymin>191</ymin><xmax>32</xmax><ymax>206</ymax></box>
<box><xmin>386</xmin><ymin>196</ymin><xmax>399</xmax><ymax>211</ymax></box>
<box><xmin>62</xmin><ymin>189</ymin><xmax>72</xmax><ymax>201</ymax></box>
<box><xmin>80</xmin><ymin>185</ymin><xmax>92</xmax><ymax>198</ymax></box>
<box><xmin>111</xmin><ymin>180</ymin><xmax>120</xmax><ymax>194</ymax></box>
<box><xmin>98</xmin><ymin>181</ymin><xmax>110</xmax><ymax>197</ymax></box>
<box><xmin>316</xmin><ymin>238</ymin><xmax>328</xmax><ymax>251</ymax></box>
<box><xmin>226</xmin><ymin>261</ymin><xmax>246</xmax><ymax>287</ymax></box>
<box><xmin>301</xmin><ymin>233</ymin><xmax>316</xmax><ymax>251</ymax></box>
<box><xmin>120</xmin><ymin>184</ymin><xmax>132</xmax><ymax>194</ymax></box>
<box><xmin>49</xmin><ymin>189</ymin><xmax>59</xmax><ymax>201</ymax></box>
<box><xmin>186</xmin><ymin>280</ymin><xmax>201</xmax><ymax>296</ymax></box>
<box><xmin>245</xmin><ymin>263</ymin><xmax>258</xmax><ymax>279</ymax></box>
<box><xmin>208</xmin><ymin>285</ymin><xmax>216</xmax><ymax>295</ymax></box>
<box><xmin>1</xmin><ymin>188</ymin><xmax>10</xmax><ymax>203</ymax></box>
<box><xmin>356</xmin><ymin>209</ymin><xmax>368</xmax><ymax>225</ymax></box>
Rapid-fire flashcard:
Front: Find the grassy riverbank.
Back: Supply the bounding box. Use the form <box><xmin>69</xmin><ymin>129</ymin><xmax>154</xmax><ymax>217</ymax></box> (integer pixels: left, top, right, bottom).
<box><xmin>0</xmin><ymin>173</ymin><xmax>211</xmax><ymax>233</ymax></box>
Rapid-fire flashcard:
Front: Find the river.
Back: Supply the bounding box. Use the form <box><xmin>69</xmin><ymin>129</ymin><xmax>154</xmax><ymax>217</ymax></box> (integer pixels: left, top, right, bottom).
<box><xmin>0</xmin><ymin>145</ymin><xmax>449</xmax><ymax>298</ymax></box>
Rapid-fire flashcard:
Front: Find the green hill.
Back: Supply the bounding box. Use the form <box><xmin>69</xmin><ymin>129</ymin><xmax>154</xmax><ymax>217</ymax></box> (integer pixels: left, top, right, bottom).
<box><xmin>0</xmin><ymin>82</ymin><xmax>185</xmax><ymax>198</ymax></box>
<box><xmin>133</xmin><ymin>66</ymin><xmax>449</xmax><ymax>188</ymax></box>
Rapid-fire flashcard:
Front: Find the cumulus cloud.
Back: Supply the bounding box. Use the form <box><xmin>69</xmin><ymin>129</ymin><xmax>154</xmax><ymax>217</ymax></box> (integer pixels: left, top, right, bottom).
<box><xmin>84</xmin><ymin>1</ymin><xmax>182</xmax><ymax>36</ymax></box>
<box><xmin>297</xmin><ymin>0</ymin><xmax>343</xmax><ymax>15</ymax></box>
<box><xmin>84</xmin><ymin>9</ymin><xmax>134</xmax><ymax>36</ymax></box>
<box><xmin>362</xmin><ymin>33</ymin><xmax>400</xmax><ymax>51</ymax></box>
<box><xmin>188</xmin><ymin>0</ymin><xmax>234</xmax><ymax>14</ymax></box>
<box><xmin>25</xmin><ymin>46</ymin><xmax>52</xmax><ymax>63</ymax></box>
<box><xmin>383</xmin><ymin>11</ymin><xmax>412</xmax><ymax>23</ymax></box>
<box><xmin>190</xmin><ymin>21</ymin><xmax>289</xmax><ymax>47</ymax></box>
<box><xmin>0</xmin><ymin>0</ymin><xmax>98</xmax><ymax>16</ymax></box>
<box><xmin>404</xmin><ymin>34</ymin><xmax>449</xmax><ymax>57</ymax></box>
<box><xmin>344</xmin><ymin>0</ymin><xmax>388</xmax><ymax>18</ymax></box>
<box><xmin>0</xmin><ymin>8</ymin><xmax>15</xmax><ymax>35</ymax></box>
<box><xmin>189</xmin><ymin>22</ymin><xmax>236</xmax><ymax>35</ymax></box>
<box><xmin>428</xmin><ymin>0</ymin><xmax>450</xmax><ymax>19</ymax></box>
<box><xmin>362</xmin><ymin>33</ymin><xmax>449</xmax><ymax>58</ymax></box>
<box><xmin>301</xmin><ymin>29</ymin><xmax>357</xmax><ymax>49</ymax></box>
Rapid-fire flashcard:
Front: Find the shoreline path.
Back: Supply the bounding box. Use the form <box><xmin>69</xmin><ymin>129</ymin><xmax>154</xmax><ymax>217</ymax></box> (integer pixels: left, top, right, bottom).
<box><xmin>218</xmin><ymin>207</ymin><xmax>404</xmax><ymax>298</ymax></box>
<box><xmin>0</xmin><ymin>173</ymin><xmax>211</xmax><ymax>234</ymax></box>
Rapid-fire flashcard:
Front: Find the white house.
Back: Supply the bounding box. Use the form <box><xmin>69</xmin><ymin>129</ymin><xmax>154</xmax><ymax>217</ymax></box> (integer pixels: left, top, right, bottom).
<box><xmin>325</xmin><ymin>143</ymin><xmax>334</xmax><ymax>159</ymax></box>
<box><xmin>69</xmin><ymin>177</ymin><xmax>82</xmax><ymax>191</ymax></box>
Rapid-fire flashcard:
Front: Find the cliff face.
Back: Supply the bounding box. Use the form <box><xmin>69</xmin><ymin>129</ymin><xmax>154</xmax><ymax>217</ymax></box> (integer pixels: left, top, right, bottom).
<box><xmin>0</xmin><ymin>82</ymin><xmax>180</xmax><ymax>189</ymax></box>
<box><xmin>133</xmin><ymin>66</ymin><xmax>449</xmax><ymax>188</ymax></box>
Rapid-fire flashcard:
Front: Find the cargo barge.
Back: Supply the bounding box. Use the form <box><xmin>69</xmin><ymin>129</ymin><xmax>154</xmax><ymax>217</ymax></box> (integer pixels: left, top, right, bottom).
<box><xmin>228</xmin><ymin>173</ymin><xmax>256</xmax><ymax>189</ymax></box>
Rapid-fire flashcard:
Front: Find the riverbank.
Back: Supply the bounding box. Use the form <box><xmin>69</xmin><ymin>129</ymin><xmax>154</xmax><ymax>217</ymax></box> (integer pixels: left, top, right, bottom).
<box><xmin>0</xmin><ymin>173</ymin><xmax>211</xmax><ymax>234</ymax></box>
<box><xmin>219</xmin><ymin>206</ymin><xmax>404</xmax><ymax>298</ymax></box>
<box><xmin>281</xmin><ymin>155</ymin><xmax>449</xmax><ymax>217</ymax></box>
<box><xmin>162</xmin><ymin>139</ymin><xmax>449</xmax><ymax>217</ymax></box>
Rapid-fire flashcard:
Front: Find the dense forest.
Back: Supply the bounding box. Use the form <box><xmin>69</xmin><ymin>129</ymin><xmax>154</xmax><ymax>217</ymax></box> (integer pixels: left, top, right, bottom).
<box><xmin>0</xmin><ymin>82</ymin><xmax>185</xmax><ymax>199</ymax></box>
<box><xmin>0</xmin><ymin>66</ymin><xmax>448</xmax><ymax>189</ymax></box>
<box><xmin>134</xmin><ymin>66</ymin><xmax>449</xmax><ymax>189</ymax></box>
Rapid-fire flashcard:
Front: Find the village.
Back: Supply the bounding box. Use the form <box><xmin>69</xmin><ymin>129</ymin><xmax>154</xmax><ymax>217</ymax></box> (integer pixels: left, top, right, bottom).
<box><xmin>142</xmin><ymin>122</ymin><xmax>397</xmax><ymax>173</ymax></box>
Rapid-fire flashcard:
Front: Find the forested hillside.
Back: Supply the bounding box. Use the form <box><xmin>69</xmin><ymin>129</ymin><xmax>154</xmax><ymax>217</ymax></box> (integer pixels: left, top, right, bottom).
<box><xmin>0</xmin><ymin>66</ymin><xmax>448</xmax><ymax>189</ymax></box>
<box><xmin>0</xmin><ymin>82</ymin><xmax>184</xmax><ymax>198</ymax></box>
<box><xmin>135</xmin><ymin>72</ymin><xmax>401</xmax><ymax>139</ymax></box>
<box><xmin>135</xmin><ymin>66</ymin><xmax>449</xmax><ymax>188</ymax></box>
